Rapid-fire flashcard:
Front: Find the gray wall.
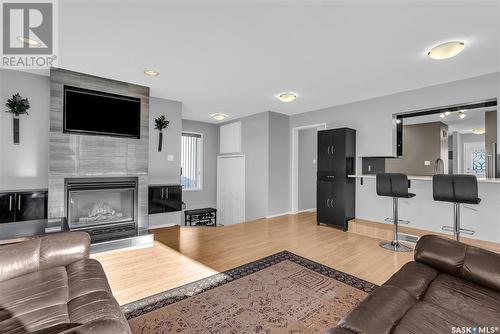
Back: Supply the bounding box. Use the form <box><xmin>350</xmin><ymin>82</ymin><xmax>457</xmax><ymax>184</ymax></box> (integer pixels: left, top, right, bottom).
<box><xmin>298</xmin><ymin>128</ymin><xmax>316</xmax><ymax>211</ymax></box>
<box><xmin>0</xmin><ymin>69</ymin><xmax>183</xmax><ymax>228</ymax></box>
<box><xmin>485</xmin><ymin>111</ymin><xmax>497</xmax><ymax>160</ymax></box>
<box><xmin>239</xmin><ymin>112</ymin><xmax>269</xmax><ymax>221</ymax></box>
<box><xmin>268</xmin><ymin>112</ymin><xmax>290</xmax><ymax>216</ymax></box>
<box><xmin>385</xmin><ymin>122</ymin><xmax>448</xmax><ymax>175</ymax></box>
<box><xmin>149</xmin><ymin>97</ymin><xmax>182</xmax><ymax>185</ymax></box>
<box><xmin>0</xmin><ymin>69</ymin><xmax>50</xmax><ymax>190</ymax></box>
<box><xmin>182</xmin><ymin>119</ymin><xmax>219</xmax><ymax>211</ymax></box>
<box><xmin>290</xmin><ymin>72</ymin><xmax>500</xmax><ymax>159</ymax></box>
<box><xmin>148</xmin><ymin>97</ymin><xmax>183</xmax><ymax>228</ymax></box>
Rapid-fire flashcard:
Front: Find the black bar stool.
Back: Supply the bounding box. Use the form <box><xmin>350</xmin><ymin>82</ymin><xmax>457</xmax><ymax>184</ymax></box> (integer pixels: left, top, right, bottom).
<box><xmin>432</xmin><ymin>175</ymin><xmax>481</xmax><ymax>241</ymax></box>
<box><xmin>376</xmin><ymin>173</ymin><xmax>415</xmax><ymax>252</ymax></box>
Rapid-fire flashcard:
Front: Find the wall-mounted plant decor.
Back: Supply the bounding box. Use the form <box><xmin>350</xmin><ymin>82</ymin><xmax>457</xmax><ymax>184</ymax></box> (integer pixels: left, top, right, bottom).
<box><xmin>154</xmin><ymin>115</ymin><xmax>170</xmax><ymax>152</ymax></box>
<box><xmin>5</xmin><ymin>93</ymin><xmax>30</xmax><ymax>145</ymax></box>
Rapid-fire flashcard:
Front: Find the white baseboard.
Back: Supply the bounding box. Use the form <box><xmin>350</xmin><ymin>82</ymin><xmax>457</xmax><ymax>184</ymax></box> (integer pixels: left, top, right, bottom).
<box><xmin>265</xmin><ymin>208</ymin><xmax>316</xmax><ymax>219</ymax></box>
<box><xmin>297</xmin><ymin>208</ymin><xmax>316</xmax><ymax>213</ymax></box>
<box><xmin>265</xmin><ymin>212</ymin><xmax>292</xmax><ymax>219</ymax></box>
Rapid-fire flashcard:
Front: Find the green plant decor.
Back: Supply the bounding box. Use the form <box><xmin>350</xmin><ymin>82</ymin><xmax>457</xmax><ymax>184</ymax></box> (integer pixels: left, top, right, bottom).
<box><xmin>5</xmin><ymin>93</ymin><xmax>30</xmax><ymax>116</ymax></box>
<box><xmin>154</xmin><ymin>115</ymin><xmax>169</xmax><ymax>151</ymax></box>
<box><xmin>5</xmin><ymin>93</ymin><xmax>30</xmax><ymax>144</ymax></box>
<box><xmin>154</xmin><ymin>115</ymin><xmax>169</xmax><ymax>131</ymax></box>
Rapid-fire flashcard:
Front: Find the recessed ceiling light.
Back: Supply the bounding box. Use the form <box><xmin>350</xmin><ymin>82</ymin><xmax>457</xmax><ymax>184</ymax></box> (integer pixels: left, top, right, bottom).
<box><xmin>278</xmin><ymin>92</ymin><xmax>298</xmax><ymax>103</ymax></box>
<box><xmin>458</xmin><ymin>111</ymin><xmax>466</xmax><ymax>119</ymax></box>
<box><xmin>471</xmin><ymin>128</ymin><xmax>485</xmax><ymax>135</ymax></box>
<box><xmin>440</xmin><ymin>113</ymin><xmax>446</xmax><ymax>119</ymax></box>
<box><xmin>17</xmin><ymin>36</ymin><xmax>40</xmax><ymax>47</ymax></box>
<box><xmin>428</xmin><ymin>41</ymin><xmax>465</xmax><ymax>60</ymax></box>
<box><xmin>144</xmin><ymin>69</ymin><xmax>159</xmax><ymax>76</ymax></box>
<box><xmin>210</xmin><ymin>113</ymin><xmax>228</xmax><ymax>121</ymax></box>
<box><xmin>444</xmin><ymin>112</ymin><xmax>451</xmax><ymax>116</ymax></box>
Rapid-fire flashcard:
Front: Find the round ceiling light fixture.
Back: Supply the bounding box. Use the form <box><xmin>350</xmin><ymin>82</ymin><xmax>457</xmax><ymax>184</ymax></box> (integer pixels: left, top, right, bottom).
<box><xmin>210</xmin><ymin>113</ymin><xmax>228</xmax><ymax>121</ymax></box>
<box><xmin>458</xmin><ymin>111</ymin><xmax>466</xmax><ymax>119</ymax></box>
<box><xmin>278</xmin><ymin>92</ymin><xmax>298</xmax><ymax>103</ymax></box>
<box><xmin>144</xmin><ymin>69</ymin><xmax>159</xmax><ymax>76</ymax></box>
<box><xmin>440</xmin><ymin>113</ymin><xmax>446</xmax><ymax>119</ymax></box>
<box><xmin>17</xmin><ymin>36</ymin><xmax>41</xmax><ymax>47</ymax></box>
<box><xmin>427</xmin><ymin>41</ymin><xmax>465</xmax><ymax>60</ymax></box>
<box><xmin>471</xmin><ymin>128</ymin><xmax>486</xmax><ymax>135</ymax></box>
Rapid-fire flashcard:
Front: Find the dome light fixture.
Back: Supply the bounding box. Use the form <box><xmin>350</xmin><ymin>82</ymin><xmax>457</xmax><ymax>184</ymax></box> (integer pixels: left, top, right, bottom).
<box><xmin>278</xmin><ymin>92</ymin><xmax>298</xmax><ymax>103</ymax></box>
<box><xmin>471</xmin><ymin>128</ymin><xmax>485</xmax><ymax>135</ymax></box>
<box><xmin>210</xmin><ymin>113</ymin><xmax>228</xmax><ymax>121</ymax></box>
<box><xmin>17</xmin><ymin>36</ymin><xmax>41</xmax><ymax>47</ymax></box>
<box><xmin>428</xmin><ymin>41</ymin><xmax>465</xmax><ymax>60</ymax></box>
<box><xmin>144</xmin><ymin>69</ymin><xmax>159</xmax><ymax>76</ymax></box>
<box><xmin>440</xmin><ymin>113</ymin><xmax>446</xmax><ymax>119</ymax></box>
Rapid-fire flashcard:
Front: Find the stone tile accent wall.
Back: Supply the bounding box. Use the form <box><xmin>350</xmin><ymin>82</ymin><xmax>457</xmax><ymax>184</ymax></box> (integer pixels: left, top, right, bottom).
<box><xmin>48</xmin><ymin>68</ymin><xmax>150</xmax><ymax>228</ymax></box>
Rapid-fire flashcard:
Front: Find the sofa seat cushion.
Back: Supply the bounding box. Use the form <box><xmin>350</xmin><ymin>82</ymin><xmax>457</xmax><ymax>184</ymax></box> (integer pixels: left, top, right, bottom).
<box><xmin>423</xmin><ymin>273</ymin><xmax>500</xmax><ymax>327</ymax></box>
<box><xmin>394</xmin><ymin>301</ymin><xmax>473</xmax><ymax>333</ymax></box>
<box><xmin>0</xmin><ymin>259</ymin><xmax>125</xmax><ymax>334</ymax></box>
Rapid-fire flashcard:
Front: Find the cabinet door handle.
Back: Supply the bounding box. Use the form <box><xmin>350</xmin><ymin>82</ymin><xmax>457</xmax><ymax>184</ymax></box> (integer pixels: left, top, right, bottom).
<box><xmin>9</xmin><ymin>195</ymin><xmax>13</xmax><ymax>211</ymax></box>
<box><xmin>330</xmin><ymin>199</ymin><xmax>334</xmax><ymax>207</ymax></box>
<box><xmin>331</xmin><ymin>146</ymin><xmax>334</xmax><ymax>153</ymax></box>
<box><xmin>327</xmin><ymin>146</ymin><xmax>330</xmax><ymax>155</ymax></box>
<box><xmin>166</xmin><ymin>188</ymin><xmax>169</xmax><ymax>198</ymax></box>
<box><xmin>161</xmin><ymin>188</ymin><xmax>164</xmax><ymax>199</ymax></box>
<box><xmin>17</xmin><ymin>195</ymin><xmax>21</xmax><ymax>211</ymax></box>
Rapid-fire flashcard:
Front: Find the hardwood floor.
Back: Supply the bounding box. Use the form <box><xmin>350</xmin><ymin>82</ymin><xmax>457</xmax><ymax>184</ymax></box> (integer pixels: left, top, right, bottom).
<box><xmin>93</xmin><ymin>212</ymin><xmax>413</xmax><ymax>305</ymax></box>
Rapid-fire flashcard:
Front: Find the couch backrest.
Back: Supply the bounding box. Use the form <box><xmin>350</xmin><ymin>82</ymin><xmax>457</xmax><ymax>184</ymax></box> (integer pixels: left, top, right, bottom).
<box><xmin>415</xmin><ymin>235</ymin><xmax>500</xmax><ymax>292</ymax></box>
<box><xmin>0</xmin><ymin>232</ymin><xmax>90</xmax><ymax>282</ymax></box>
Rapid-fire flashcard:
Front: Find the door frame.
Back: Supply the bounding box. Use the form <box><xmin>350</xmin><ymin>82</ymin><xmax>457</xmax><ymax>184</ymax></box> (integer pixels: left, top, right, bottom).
<box><xmin>291</xmin><ymin>123</ymin><xmax>326</xmax><ymax>214</ymax></box>
<box><xmin>217</xmin><ymin>154</ymin><xmax>246</xmax><ymax>225</ymax></box>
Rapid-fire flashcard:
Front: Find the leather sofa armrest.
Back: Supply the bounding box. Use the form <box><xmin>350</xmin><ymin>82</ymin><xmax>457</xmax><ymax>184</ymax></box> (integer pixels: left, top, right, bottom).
<box><xmin>0</xmin><ymin>232</ymin><xmax>90</xmax><ymax>282</ymax></box>
<box><xmin>38</xmin><ymin>232</ymin><xmax>91</xmax><ymax>270</ymax></box>
<box><xmin>58</xmin><ymin>319</ymin><xmax>131</xmax><ymax>334</ymax></box>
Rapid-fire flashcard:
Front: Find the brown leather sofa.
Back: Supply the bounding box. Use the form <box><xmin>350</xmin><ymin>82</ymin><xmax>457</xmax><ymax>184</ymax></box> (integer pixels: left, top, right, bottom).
<box><xmin>0</xmin><ymin>232</ymin><xmax>131</xmax><ymax>334</ymax></box>
<box><xmin>329</xmin><ymin>235</ymin><xmax>500</xmax><ymax>333</ymax></box>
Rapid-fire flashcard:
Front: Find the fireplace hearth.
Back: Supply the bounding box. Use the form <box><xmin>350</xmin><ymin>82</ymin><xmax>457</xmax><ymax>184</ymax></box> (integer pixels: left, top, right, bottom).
<box><xmin>66</xmin><ymin>177</ymin><xmax>138</xmax><ymax>241</ymax></box>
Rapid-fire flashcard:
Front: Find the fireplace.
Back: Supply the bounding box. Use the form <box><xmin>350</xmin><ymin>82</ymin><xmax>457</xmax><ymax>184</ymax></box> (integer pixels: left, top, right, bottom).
<box><xmin>65</xmin><ymin>177</ymin><xmax>138</xmax><ymax>236</ymax></box>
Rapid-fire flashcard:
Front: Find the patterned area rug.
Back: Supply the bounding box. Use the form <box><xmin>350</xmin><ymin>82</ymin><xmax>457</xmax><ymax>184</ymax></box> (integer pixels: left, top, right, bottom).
<box><xmin>123</xmin><ymin>251</ymin><xmax>377</xmax><ymax>333</ymax></box>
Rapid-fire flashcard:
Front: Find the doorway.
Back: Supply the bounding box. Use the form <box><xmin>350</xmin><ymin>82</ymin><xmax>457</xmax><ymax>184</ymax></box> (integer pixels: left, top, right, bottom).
<box><xmin>291</xmin><ymin>123</ymin><xmax>326</xmax><ymax>213</ymax></box>
<box><xmin>217</xmin><ymin>155</ymin><xmax>245</xmax><ymax>226</ymax></box>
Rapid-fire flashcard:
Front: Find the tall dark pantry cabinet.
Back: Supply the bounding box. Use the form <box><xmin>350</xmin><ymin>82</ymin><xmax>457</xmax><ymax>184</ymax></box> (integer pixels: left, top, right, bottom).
<box><xmin>316</xmin><ymin>128</ymin><xmax>356</xmax><ymax>231</ymax></box>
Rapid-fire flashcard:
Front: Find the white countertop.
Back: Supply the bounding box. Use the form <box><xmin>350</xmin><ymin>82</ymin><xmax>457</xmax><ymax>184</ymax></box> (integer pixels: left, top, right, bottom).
<box><xmin>348</xmin><ymin>174</ymin><xmax>500</xmax><ymax>183</ymax></box>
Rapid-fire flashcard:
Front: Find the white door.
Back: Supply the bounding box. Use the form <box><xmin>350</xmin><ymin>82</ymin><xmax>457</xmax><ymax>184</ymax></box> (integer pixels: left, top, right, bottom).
<box><xmin>217</xmin><ymin>155</ymin><xmax>245</xmax><ymax>226</ymax></box>
<box><xmin>463</xmin><ymin>142</ymin><xmax>486</xmax><ymax>176</ymax></box>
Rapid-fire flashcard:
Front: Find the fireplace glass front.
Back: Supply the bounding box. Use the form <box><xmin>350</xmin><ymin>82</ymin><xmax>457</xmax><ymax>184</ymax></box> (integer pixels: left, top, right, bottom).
<box><xmin>66</xmin><ymin>178</ymin><xmax>137</xmax><ymax>230</ymax></box>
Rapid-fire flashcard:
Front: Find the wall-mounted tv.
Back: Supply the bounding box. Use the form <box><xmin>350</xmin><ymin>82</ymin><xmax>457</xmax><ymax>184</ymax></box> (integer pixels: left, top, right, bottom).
<box><xmin>64</xmin><ymin>86</ymin><xmax>141</xmax><ymax>139</ymax></box>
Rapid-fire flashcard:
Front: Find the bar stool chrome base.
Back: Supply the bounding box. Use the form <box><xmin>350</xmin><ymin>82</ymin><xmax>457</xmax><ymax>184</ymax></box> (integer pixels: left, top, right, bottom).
<box><xmin>379</xmin><ymin>240</ymin><xmax>413</xmax><ymax>252</ymax></box>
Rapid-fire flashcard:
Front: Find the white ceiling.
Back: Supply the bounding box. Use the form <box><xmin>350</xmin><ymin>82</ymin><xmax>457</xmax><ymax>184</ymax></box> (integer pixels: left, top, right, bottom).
<box><xmin>57</xmin><ymin>1</ymin><xmax>500</xmax><ymax>123</ymax></box>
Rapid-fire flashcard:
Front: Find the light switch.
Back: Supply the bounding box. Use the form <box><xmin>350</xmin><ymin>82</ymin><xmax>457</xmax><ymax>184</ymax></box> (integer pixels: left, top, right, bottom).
<box><xmin>167</xmin><ymin>155</ymin><xmax>174</xmax><ymax>161</ymax></box>
<box><xmin>424</xmin><ymin>161</ymin><xmax>431</xmax><ymax>166</ymax></box>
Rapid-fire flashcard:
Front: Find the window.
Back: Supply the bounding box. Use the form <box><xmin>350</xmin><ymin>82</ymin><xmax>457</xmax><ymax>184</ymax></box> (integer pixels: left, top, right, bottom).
<box><xmin>181</xmin><ymin>132</ymin><xmax>202</xmax><ymax>190</ymax></box>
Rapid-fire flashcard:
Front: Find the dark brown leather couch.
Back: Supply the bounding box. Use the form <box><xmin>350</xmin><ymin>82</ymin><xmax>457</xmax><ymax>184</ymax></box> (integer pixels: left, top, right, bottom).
<box><xmin>329</xmin><ymin>235</ymin><xmax>500</xmax><ymax>333</ymax></box>
<box><xmin>0</xmin><ymin>232</ymin><xmax>131</xmax><ymax>334</ymax></box>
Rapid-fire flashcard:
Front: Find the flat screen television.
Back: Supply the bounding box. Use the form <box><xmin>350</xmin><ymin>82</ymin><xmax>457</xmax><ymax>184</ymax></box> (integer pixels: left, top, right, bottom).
<box><xmin>64</xmin><ymin>86</ymin><xmax>141</xmax><ymax>139</ymax></box>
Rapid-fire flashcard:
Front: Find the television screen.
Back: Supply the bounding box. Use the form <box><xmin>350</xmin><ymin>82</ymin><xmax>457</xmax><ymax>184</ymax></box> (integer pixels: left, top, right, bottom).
<box><xmin>64</xmin><ymin>86</ymin><xmax>141</xmax><ymax>138</ymax></box>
